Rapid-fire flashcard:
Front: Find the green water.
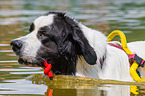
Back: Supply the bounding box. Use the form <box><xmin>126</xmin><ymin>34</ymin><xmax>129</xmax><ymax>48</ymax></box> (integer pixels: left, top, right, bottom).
<box><xmin>1</xmin><ymin>0</ymin><xmax>145</xmax><ymax>96</ymax></box>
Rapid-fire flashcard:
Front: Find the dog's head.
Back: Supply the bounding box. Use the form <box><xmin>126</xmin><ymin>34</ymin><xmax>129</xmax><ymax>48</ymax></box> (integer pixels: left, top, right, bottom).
<box><xmin>10</xmin><ymin>11</ymin><xmax>97</xmax><ymax>76</ymax></box>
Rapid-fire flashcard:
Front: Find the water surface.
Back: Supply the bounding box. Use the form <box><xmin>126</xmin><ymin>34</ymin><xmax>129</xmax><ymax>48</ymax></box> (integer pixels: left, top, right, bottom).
<box><xmin>1</xmin><ymin>0</ymin><xmax>145</xmax><ymax>96</ymax></box>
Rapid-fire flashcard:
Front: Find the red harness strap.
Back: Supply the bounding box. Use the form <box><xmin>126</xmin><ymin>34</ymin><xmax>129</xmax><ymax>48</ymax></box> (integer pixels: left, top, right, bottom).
<box><xmin>128</xmin><ymin>54</ymin><xmax>145</xmax><ymax>67</ymax></box>
<box><xmin>108</xmin><ymin>43</ymin><xmax>145</xmax><ymax>67</ymax></box>
<box><xmin>108</xmin><ymin>43</ymin><xmax>124</xmax><ymax>51</ymax></box>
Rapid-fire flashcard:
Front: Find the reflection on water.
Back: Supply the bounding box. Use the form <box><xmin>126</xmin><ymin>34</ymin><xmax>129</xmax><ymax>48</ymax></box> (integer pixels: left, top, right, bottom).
<box><xmin>27</xmin><ymin>75</ymin><xmax>145</xmax><ymax>96</ymax></box>
<box><xmin>1</xmin><ymin>0</ymin><xmax>145</xmax><ymax>95</ymax></box>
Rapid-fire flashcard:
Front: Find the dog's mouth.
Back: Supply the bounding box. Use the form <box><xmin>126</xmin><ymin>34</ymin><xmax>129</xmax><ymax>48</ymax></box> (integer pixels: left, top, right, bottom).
<box><xmin>18</xmin><ymin>57</ymin><xmax>41</xmax><ymax>67</ymax></box>
<box><xmin>17</xmin><ymin>57</ymin><xmax>76</xmax><ymax>76</ymax></box>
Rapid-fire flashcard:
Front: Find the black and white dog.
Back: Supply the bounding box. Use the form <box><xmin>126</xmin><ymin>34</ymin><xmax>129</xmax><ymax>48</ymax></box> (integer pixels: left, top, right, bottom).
<box><xmin>11</xmin><ymin>11</ymin><xmax>145</xmax><ymax>81</ymax></box>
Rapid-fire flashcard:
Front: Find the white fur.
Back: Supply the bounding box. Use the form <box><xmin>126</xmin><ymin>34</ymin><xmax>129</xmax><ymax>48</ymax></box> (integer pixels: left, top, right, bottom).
<box><xmin>16</xmin><ymin>32</ymin><xmax>41</xmax><ymax>61</ymax></box>
<box><xmin>76</xmin><ymin>23</ymin><xmax>145</xmax><ymax>81</ymax></box>
<box><xmin>14</xmin><ymin>14</ymin><xmax>55</xmax><ymax>61</ymax></box>
<box><xmin>76</xmin><ymin>24</ymin><xmax>107</xmax><ymax>79</ymax></box>
<box><xmin>15</xmin><ymin>13</ymin><xmax>145</xmax><ymax>82</ymax></box>
<box><xmin>34</xmin><ymin>14</ymin><xmax>54</xmax><ymax>29</ymax></box>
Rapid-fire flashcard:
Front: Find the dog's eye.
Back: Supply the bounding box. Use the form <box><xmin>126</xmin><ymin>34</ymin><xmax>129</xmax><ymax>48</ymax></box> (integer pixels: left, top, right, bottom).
<box><xmin>38</xmin><ymin>27</ymin><xmax>48</xmax><ymax>38</ymax></box>
<box><xmin>40</xmin><ymin>33</ymin><xmax>45</xmax><ymax>37</ymax></box>
<box><xmin>38</xmin><ymin>30</ymin><xmax>46</xmax><ymax>37</ymax></box>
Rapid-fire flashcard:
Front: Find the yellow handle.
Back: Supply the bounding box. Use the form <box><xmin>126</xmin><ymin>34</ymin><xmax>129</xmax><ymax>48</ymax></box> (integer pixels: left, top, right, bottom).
<box><xmin>107</xmin><ymin>30</ymin><xmax>142</xmax><ymax>82</ymax></box>
<box><xmin>107</xmin><ymin>30</ymin><xmax>132</xmax><ymax>55</ymax></box>
<box><xmin>129</xmin><ymin>63</ymin><xmax>140</xmax><ymax>82</ymax></box>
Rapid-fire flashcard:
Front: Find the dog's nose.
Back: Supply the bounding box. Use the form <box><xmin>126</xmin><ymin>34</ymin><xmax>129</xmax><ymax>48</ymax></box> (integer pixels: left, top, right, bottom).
<box><xmin>10</xmin><ymin>40</ymin><xmax>23</xmax><ymax>55</ymax></box>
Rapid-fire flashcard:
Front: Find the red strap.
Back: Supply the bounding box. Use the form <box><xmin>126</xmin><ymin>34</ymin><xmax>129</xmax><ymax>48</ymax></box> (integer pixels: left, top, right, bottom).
<box><xmin>108</xmin><ymin>43</ymin><xmax>133</xmax><ymax>66</ymax></box>
<box><xmin>43</xmin><ymin>61</ymin><xmax>53</xmax><ymax>80</ymax></box>
<box><xmin>44</xmin><ymin>64</ymin><xmax>52</xmax><ymax>75</ymax></box>
<box><xmin>108</xmin><ymin>43</ymin><xmax>145</xmax><ymax>67</ymax></box>
<box><xmin>108</xmin><ymin>43</ymin><xmax>124</xmax><ymax>50</ymax></box>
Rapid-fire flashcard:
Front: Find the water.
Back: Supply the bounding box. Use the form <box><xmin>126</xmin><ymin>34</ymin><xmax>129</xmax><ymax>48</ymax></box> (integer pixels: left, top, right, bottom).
<box><xmin>1</xmin><ymin>0</ymin><xmax>145</xmax><ymax>95</ymax></box>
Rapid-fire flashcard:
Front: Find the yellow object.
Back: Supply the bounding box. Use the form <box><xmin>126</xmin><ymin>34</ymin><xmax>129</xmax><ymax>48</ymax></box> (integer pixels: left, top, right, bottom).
<box><xmin>107</xmin><ymin>30</ymin><xmax>145</xmax><ymax>82</ymax></box>
<box><xmin>130</xmin><ymin>85</ymin><xmax>139</xmax><ymax>95</ymax></box>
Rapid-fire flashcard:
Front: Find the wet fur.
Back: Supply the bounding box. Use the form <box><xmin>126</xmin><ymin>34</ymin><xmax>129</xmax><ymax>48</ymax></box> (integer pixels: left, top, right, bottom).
<box><xmin>36</xmin><ymin>12</ymin><xmax>97</xmax><ymax>75</ymax></box>
<box><xmin>11</xmin><ymin>11</ymin><xmax>97</xmax><ymax>76</ymax></box>
<box><xmin>11</xmin><ymin>11</ymin><xmax>145</xmax><ymax>81</ymax></box>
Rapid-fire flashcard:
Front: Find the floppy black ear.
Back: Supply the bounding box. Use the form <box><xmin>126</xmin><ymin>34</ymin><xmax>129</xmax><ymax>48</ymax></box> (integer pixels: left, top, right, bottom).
<box><xmin>72</xmin><ymin>27</ymin><xmax>97</xmax><ymax>65</ymax></box>
<box><xmin>50</xmin><ymin>11</ymin><xmax>97</xmax><ymax>65</ymax></box>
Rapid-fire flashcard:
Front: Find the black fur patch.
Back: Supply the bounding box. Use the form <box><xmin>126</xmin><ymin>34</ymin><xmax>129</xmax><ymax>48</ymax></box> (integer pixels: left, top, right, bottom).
<box><xmin>36</xmin><ymin>11</ymin><xmax>97</xmax><ymax>75</ymax></box>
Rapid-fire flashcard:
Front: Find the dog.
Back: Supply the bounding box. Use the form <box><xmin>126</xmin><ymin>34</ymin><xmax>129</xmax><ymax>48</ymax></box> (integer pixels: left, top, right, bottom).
<box><xmin>10</xmin><ymin>11</ymin><xmax>145</xmax><ymax>81</ymax></box>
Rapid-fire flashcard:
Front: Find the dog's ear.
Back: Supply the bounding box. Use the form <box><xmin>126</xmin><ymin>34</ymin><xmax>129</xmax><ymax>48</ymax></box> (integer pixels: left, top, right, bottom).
<box><xmin>52</xmin><ymin>12</ymin><xmax>97</xmax><ymax>65</ymax></box>
<box><xmin>72</xmin><ymin>27</ymin><xmax>97</xmax><ymax>65</ymax></box>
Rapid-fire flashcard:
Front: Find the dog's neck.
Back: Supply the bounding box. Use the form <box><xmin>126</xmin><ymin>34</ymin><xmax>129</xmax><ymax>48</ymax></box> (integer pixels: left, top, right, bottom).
<box><xmin>76</xmin><ymin>24</ymin><xmax>107</xmax><ymax>78</ymax></box>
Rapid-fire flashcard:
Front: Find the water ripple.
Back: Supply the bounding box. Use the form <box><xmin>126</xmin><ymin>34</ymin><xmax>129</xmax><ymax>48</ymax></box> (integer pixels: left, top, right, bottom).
<box><xmin>0</xmin><ymin>67</ymin><xmax>42</xmax><ymax>71</ymax></box>
<box><xmin>0</xmin><ymin>44</ymin><xmax>10</xmax><ymax>46</ymax></box>
<box><xmin>0</xmin><ymin>61</ymin><xmax>17</xmax><ymax>63</ymax></box>
<box><xmin>0</xmin><ymin>50</ymin><xmax>13</xmax><ymax>52</ymax></box>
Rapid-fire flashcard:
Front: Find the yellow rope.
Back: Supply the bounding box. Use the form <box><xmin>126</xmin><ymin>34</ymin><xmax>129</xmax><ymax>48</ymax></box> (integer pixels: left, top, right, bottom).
<box><xmin>107</xmin><ymin>30</ymin><xmax>145</xmax><ymax>82</ymax></box>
